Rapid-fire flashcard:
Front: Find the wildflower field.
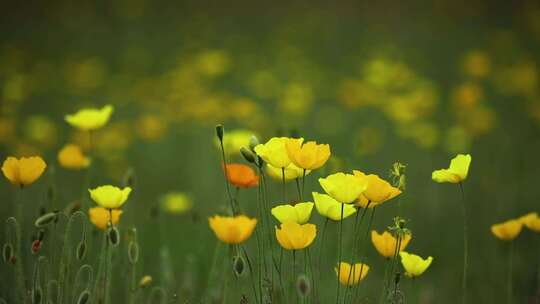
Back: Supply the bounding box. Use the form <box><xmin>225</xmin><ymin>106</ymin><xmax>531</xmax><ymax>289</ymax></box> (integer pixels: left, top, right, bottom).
<box><xmin>1</xmin><ymin>1</ymin><xmax>540</xmax><ymax>303</ymax></box>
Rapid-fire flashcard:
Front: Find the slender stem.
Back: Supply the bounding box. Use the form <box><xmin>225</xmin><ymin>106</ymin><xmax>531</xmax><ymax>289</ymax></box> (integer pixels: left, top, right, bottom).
<box><xmin>335</xmin><ymin>203</ymin><xmax>344</xmax><ymax>304</ymax></box>
<box><xmin>240</xmin><ymin>245</ymin><xmax>260</xmax><ymax>304</ymax></box>
<box><xmin>507</xmin><ymin>241</ymin><xmax>514</xmax><ymax>304</ymax></box>
<box><xmin>219</xmin><ymin>140</ymin><xmax>236</xmax><ymax>215</ymax></box>
<box><xmin>292</xmin><ymin>250</ymin><xmax>297</xmax><ymax>304</ymax></box>
<box><xmin>353</xmin><ymin>207</ymin><xmax>376</xmax><ymax>301</ymax></box>
<box><xmin>295</xmin><ymin>178</ymin><xmax>302</xmax><ymax>201</ymax></box>
<box><xmin>306</xmin><ymin>248</ymin><xmax>318</xmax><ymax>304</ymax></box>
<box><xmin>318</xmin><ymin>219</ymin><xmax>329</xmax><ymax>290</ymax></box>
<box><xmin>378</xmin><ymin>258</ymin><xmax>391</xmax><ymax>304</ymax></box>
<box><xmin>281</xmin><ymin>167</ymin><xmax>286</xmax><ymax>202</ymax></box>
<box><xmin>459</xmin><ymin>182</ymin><xmax>468</xmax><ymax>304</ymax></box>
<box><xmin>301</xmin><ymin>169</ymin><xmax>306</xmax><ymax>198</ymax></box>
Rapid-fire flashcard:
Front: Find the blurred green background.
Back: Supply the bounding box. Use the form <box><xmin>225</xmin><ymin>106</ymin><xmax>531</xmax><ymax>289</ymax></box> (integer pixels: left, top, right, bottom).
<box><xmin>1</xmin><ymin>0</ymin><xmax>540</xmax><ymax>303</ymax></box>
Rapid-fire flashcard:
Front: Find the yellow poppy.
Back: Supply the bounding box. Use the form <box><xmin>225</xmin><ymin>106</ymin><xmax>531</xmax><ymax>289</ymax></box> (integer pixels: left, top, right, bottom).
<box><xmin>285</xmin><ymin>138</ymin><xmax>331</xmax><ymax>170</ymax></box>
<box><xmin>65</xmin><ymin>104</ymin><xmax>114</xmax><ymax>131</ymax></box>
<box><xmin>160</xmin><ymin>192</ymin><xmax>193</xmax><ymax>214</ymax></box>
<box><xmin>275</xmin><ymin>222</ymin><xmax>316</xmax><ymax>250</ymax></box>
<box><xmin>399</xmin><ymin>251</ymin><xmax>433</xmax><ymax>278</ymax></box>
<box><xmin>432</xmin><ymin>154</ymin><xmax>472</xmax><ymax>183</ymax></box>
<box><xmin>491</xmin><ymin>219</ymin><xmax>523</xmax><ymax>241</ymax></box>
<box><xmin>208</xmin><ymin>215</ymin><xmax>257</xmax><ymax>244</ymax></box>
<box><xmin>334</xmin><ymin>262</ymin><xmax>369</xmax><ymax>286</ymax></box>
<box><xmin>312</xmin><ymin>192</ymin><xmax>356</xmax><ymax>221</ymax></box>
<box><xmin>255</xmin><ymin>137</ymin><xmax>299</xmax><ymax>169</ymax></box>
<box><xmin>2</xmin><ymin>156</ymin><xmax>47</xmax><ymax>187</ymax></box>
<box><xmin>371</xmin><ymin>230</ymin><xmax>411</xmax><ymax>258</ymax></box>
<box><xmin>353</xmin><ymin>170</ymin><xmax>401</xmax><ymax>208</ymax></box>
<box><xmin>57</xmin><ymin>144</ymin><xmax>90</xmax><ymax>170</ymax></box>
<box><xmin>519</xmin><ymin>212</ymin><xmax>540</xmax><ymax>233</ymax></box>
<box><xmin>88</xmin><ymin>185</ymin><xmax>132</xmax><ymax>209</ymax></box>
<box><xmin>319</xmin><ymin>172</ymin><xmax>367</xmax><ymax>204</ymax></box>
<box><xmin>271</xmin><ymin>202</ymin><xmax>314</xmax><ymax>224</ymax></box>
<box><xmin>266</xmin><ymin>163</ymin><xmax>311</xmax><ymax>182</ymax></box>
<box><xmin>89</xmin><ymin>207</ymin><xmax>123</xmax><ymax>230</ymax></box>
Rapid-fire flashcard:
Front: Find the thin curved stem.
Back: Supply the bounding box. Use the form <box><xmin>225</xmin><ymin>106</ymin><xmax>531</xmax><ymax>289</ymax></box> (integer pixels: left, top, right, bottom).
<box><xmin>459</xmin><ymin>182</ymin><xmax>468</xmax><ymax>304</ymax></box>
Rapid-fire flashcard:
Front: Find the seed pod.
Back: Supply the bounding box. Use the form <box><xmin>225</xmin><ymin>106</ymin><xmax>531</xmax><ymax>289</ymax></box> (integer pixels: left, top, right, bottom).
<box><xmin>76</xmin><ymin>241</ymin><xmax>87</xmax><ymax>261</ymax></box>
<box><xmin>32</xmin><ymin>286</ymin><xmax>43</xmax><ymax>304</ymax></box>
<box><xmin>2</xmin><ymin>243</ymin><xmax>13</xmax><ymax>263</ymax></box>
<box><xmin>232</xmin><ymin>255</ymin><xmax>245</xmax><ymax>277</ymax></box>
<box><xmin>296</xmin><ymin>274</ymin><xmax>311</xmax><ymax>298</ymax></box>
<box><xmin>35</xmin><ymin>212</ymin><xmax>57</xmax><ymax>228</ymax></box>
<box><xmin>249</xmin><ymin>135</ymin><xmax>259</xmax><ymax>151</ymax></box>
<box><xmin>76</xmin><ymin>290</ymin><xmax>90</xmax><ymax>304</ymax></box>
<box><xmin>215</xmin><ymin>124</ymin><xmax>224</xmax><ymax>142</ymax></box>
<box><xmin>128</xmin><ymin>241</ymin><xmax>139</xmax><ymax>265</ymax></box>
<box><xmin>240</xmin><ymin>147</ymin><xmax>256</xmax><ymax>164</ymax></box>
<box><xmin>108</xmin><ymin>227</ymin><xmax>120</xmax><ymax>246</ymax></box>
<box><xmin>31</xmin><ymin>240</ymin><xmax>42</xmax><ymax>254</ymax></box>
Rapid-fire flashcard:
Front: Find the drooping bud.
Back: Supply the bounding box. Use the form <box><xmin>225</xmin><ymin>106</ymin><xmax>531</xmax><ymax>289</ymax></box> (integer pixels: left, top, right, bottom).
<box><xmin>35</xmin><ymin>212</ymin><xmax>57</xmax><ymax>228</ymax></box>
<box><xmin>108</xmin><ymin>227</ymin><xmax>120</xmax><ymax>246</ymax></box>
<box><xmin>76</xmin><ymin>241</ymin><xmax>87</xmax><ymax>261</ymax></box>
<box><xmin>215</xmin><ymin>124</ymin><xmax>224</xmax><ymax>142</ymax></box>
<box><xmin>128</xmin><ymin>241</ymin><xmax>139</xmax><ymax>265</ymax></box>
<box><xmin>76</xmin><ymin>290</ymin><xmax>90</xmax><ymax>304</ymax></box>
<box><xmin>240</xmin><ymin>147</ymin><xmax>256</xmax><ymax>164</ymax></box>
<box><xmin>296</xmin><ymin>274</ymin><xmax>311</xmax><ymax>298</ymax></box>
<box><xmin>2</xmin><ymin>243</ymin><xmax>13</xmax><ymax>263</ymax></box>
<box><xmin>232</xmin><ymin>255</ymin><xmax>246</xmax><ymax>277</ymax></box>
<box><xmin>138</xmin><ymin>275</ymin><xmax>153</xmax><ymax>288</ymax></box>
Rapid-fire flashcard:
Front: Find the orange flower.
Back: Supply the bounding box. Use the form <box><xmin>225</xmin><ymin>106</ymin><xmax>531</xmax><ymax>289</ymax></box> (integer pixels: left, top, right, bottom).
<box><xmin>223</xmin><ymin>163</ymin><xmax>259</xmax><ymax>188</ymax></box>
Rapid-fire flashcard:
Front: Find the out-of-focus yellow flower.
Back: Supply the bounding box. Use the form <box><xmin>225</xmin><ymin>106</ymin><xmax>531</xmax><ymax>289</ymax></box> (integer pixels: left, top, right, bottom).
<box><xmin>88</xmin><ymin>185</ymin><xmax>132</xmax><ymax>209</ymax></box>
<box><xmin>266</xmin><ymin>163</ymin><xmax>311</xmax><ymax>182</ymax></box>
<box><xmin>275</xmin><ymin>222</ymin><xmax>316</xmax><ymax>250</ymax></box>
<box><xmin>89</xmin><ymin>207</ymin><xmax>123</xmax><ymax>230</ymax></box>
<box><xmin>271</xmin><ymin>202</ymin><xmax>314</xmax><ymax>224</ymax></box>
<box><xmin>399</xmin><ymin>252</ymin><xmax>433</xmax><ymax>278</ymax></box>
<box><xmin>2</xmin><ymin>156</ymin><xmax>47</xmax><ymax>187</ymax></box>
<box><xmin>195</xmin><ymin>49</ymin><xmax>229</xmax><ymax>77</ymax></box>
<box><xmin>312</xmin><ymin>192</ymin><xmax>356</xmax><ymax>221</ymax></box>
<box><xmin>519</xmin><ymin>212</ymin><xmax>540</xmax><ymax>233</ymax></box>
<box><xmin>24</xmin><ymin>115</ymin><xmax>58</xmax><ymax>147</ymax></box>
<box><xmin>208</xmin><ymin>215</ymin><xmax>257</xmax><ymax>244</ymax></box>
<box><xmin>319</xmin><ymin>172</ymin><xmax>367</xmax><ymax>204</ymax></box>
<box><xmin>255</xmin><ymin>137</ymin><xmax>297</xmax><ymax>169</ymax></box>
<box><xmin>432</xmin><ymin>154</ymin><xmax>471</xmax><ymax>183</ymax></box>
<box><xmin>65</xmin><ymin>105</ymin><xmax>114</xmax><ymax>131</ymax></box>
<box><xmin>160</xmin><ymin>192</ymin><xmax>192</xmax><ymax>215</ymax></box>
<box><xmin>491</xmin><ymin>219</ymin><xmax>523</xmax><ymax>241</ymax></box>
<box><xmin>217</xmin><ymin>129</ymin><xmax>255</xmax><ymax>155</ymax></box>
<box><xmin>285</xmin><ymin>138</ymin><xmax>331</xmax><ymax>170</ymax></box>
<box><xmin>335</xmin><ymin>262</ymin><xmax>369</xmax><ymax>286</ymax></box>
<box><xmin>136</xmin><ymin>114</ymin><xmax>167</xmax><ymax>141</ymax></box>
<box><xmin>353</xmin><ymin>170</ymin><xmax>401</xmax><ymax>208</ymax></box>
<box><xmin>279</xmin><ymin>83</ymin><xmax>313</xmax><ymax>115</ymax></box>
<box><xmin>452</xmin><ymin>83</ymin><xmax>483</xmax><ymax>108</ymax></box>
<box><xmin>462</xmin><ymin>51</ymin><xmax>490</xmax><ymax>78</ymax></box>
<box><xmin>139</xmin><ymin>275</ymin><xmax>153</xmax><ymax>288</ymax></box>
<box><xmin>57</xmin><ymin>144</ymin><xmax>90</xmax><ymax>170</ymax></box>
<box><xmin>371</xmin><ymin>230</ymin><xmax>411</xmax><ymax>259</ymax></box>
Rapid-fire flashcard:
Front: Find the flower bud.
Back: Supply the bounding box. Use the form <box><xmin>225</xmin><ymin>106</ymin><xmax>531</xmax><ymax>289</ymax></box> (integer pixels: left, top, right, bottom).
<box><xmin>76</xmin><ymin>241</ymin><xmax>87</xmax><ymax>261</ymax></box>
<box><xmin>138</xmin><ymin>275</ymin><xmax>153</xmax><ymax>288</ymax></box>
<box><xmin>76</xmin><ymin>290</ymin><xmax>90</xmax><ymax>304</ymax></box>
<box><xmin>232</xmin><ymin>255</ymin><xmax>245</xmax><ymax>277</ymax></box>
<box><xmin>35</xmin><ymin>212</ymin><xmax>57</xmax><ymax>228</ymax></box>
<box><xmin>31</xmin><ymin>240</ymin><xmax>42</xmax><ymax>254</ymax></box>
<box><xmin>215</xmin><ymin>124</ymin><xmax>224</xmax><ymax>142</ymax></box>
<box><xmin>108</xmin><ymin>227</ymin><xmax>120</xmax><ymax>246</ymax></box>
<box><xmin>240</xmin><ymin>147</ymin><xmax>256</xmax><ymax>164</ymax></box>
<box><xmin>128</xmin><ymin>241</ymin><xmax>139</xmax><ymax>265</ymax></box>
<box><xmin>249</xmin><ymin>135</ymin><xmax>260</xmax><ymax>151</ymax></box>
<box><xmin>2</xmin><ymin>243</ymin><xmax>13</xmax><ymax>263</ymax></box>
<box><xmin>296</xmin><ymin>274</ymin><xmax>311</xmax><ymax>298</ymax></box>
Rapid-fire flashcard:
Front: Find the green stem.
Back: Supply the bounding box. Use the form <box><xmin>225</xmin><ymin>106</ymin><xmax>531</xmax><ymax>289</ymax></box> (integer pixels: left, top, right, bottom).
<box><xmin>6</xmin><ymin>217</ymin><xmax>27</xmax><ymax>303</ymax></box>
<box><xmin>317</xmin><ymin>218</ymin><xmax>329</xmax><ymax>293</ymax></box>
<box><xmin>240</xmin><ymin>245</ymin><xmax>260</xmax><ymax>304</ymax></box>
<box><xmin>507</xmin><ymin>241</ymin><xmax>513</xmax><ymax>304</ymax></box>
<box><xmin>219</xmin><ymin>139</ymin><xmax>236</xmax><ymax>215</ymax></box>
<box><xmin>335</xmin><ymin>204</ymin><xmax>344</xmax><ymax>304</ymax></box>
<box><xmin>295</xmin><ymin>178</ymin><xmax>302</xmax><ymax>201</ymax></box>
<box><xmin>292</xmin><ymin>250</ymin><xmax>297</xmax><ymax>304</ymax></box>
<box><xmin>281</xmin><ymin>167</ymin><xmax>286</xmax><ymax>202</ymax></box>
<box><xmin>352</xmin><ymin>207</ymin><xmax>376</xmax><ymax>301</ymax></box>
<box><xmin>459</xmin><ymin>182</ymin><xmax>468</xmax><ymax>304</ymax></box>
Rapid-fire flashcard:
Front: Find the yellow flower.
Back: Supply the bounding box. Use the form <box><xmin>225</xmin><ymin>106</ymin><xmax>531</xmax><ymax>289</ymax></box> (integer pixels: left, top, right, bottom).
<box><xmin>217</xmin><ymin>129</ymin><xmax>255</xmax><ymax>155</ymax></box>
<box><xmin>285</xmin><ymin>138</ymin><xmax>331</xmax><ymax>170</ymax></box>
<box><xmin>208</xmin><ymin>215</ymin><xmax>257</xmax><ymax>244</ymax></box>
<box><xmin>2</xmin><ymin>156</ymin><xmax>47</xmax><ymax>187</ymax></box>
<box><xmin>65</xmin><ymin>104</ymin><xmax>114</xmax><ymax>131</ymax></box>
<box><xmin>255</xmin><ymin>137</ymin><xmax>299</xmax><ymax>169</ymax></box>
<box><xmin>519</xmin><ymin>212</ymin><xmax>540</xmax><ymax>233</ymax></box>
<box><xmin>57</xmin><ymin>144</ymin><xmax>90</xmax><ymax>170</ymax></box>
<box><xmin>491</xmin><ymin>219</ymin><xmax>523</xmax><ymax>241</ymax></box>
<box><xmin>319</xmin><ymin>172</ymin><xmax>367</xmax><ymax>204</ymax></box>
<box><xmin>266</xmin><ymin>163</ymin><xmax>311</xmax><ymax>182</ymax></box>
<box><xmin>399</xmin><ymin>252</ymin><xmax>433</xmax><ymax>278</ymax></box>
<box><xmin>89</xmin><ymin>207</ymin><xmax>123</xmax><ymax>230</ymax></box>
<box><xmin>371</xmin><ymin>230</ymin><xmax>412</xmax><ymax>259</ymax></box>
<box><xmin>312</xmin><ymin>192</ymin><xmax>356</xmax><ymax>221</ymax></box>
<box><xmin>88</xmin><ymin>185</ymin><xmax>132</xmax><ymax>209</ymax></box>
<box><xmin>334</xmin><ymin>262</ymin><xmax>369</xmax><ymax>286</ymax></box>
<box><xmin>432</xmin><ymin>154</ymin><xmax>472</xmax><ymax>183</ymax></box>
<box><xmin>275</xmin><ymin>222</ymin><xmax>316</xmax><ymax>250</ymax></box>
<box><xmin>353</xmin><ymin>170</ymin><xmax>401</xmax><ymax>208</ymax></box>
<box><xmin>160</xmin><ymin>192</ymin><xmax>193</xmax><ymax>214</ymax></box>
<box><xmin>271</xmin><ymin>202</ymin><xmax>314</xmax><ymax>224</ymax></box>
<box><xmin>138</xmin><ymin>275</ymin><xmax>153</xmax><ymax>288</ymax></box>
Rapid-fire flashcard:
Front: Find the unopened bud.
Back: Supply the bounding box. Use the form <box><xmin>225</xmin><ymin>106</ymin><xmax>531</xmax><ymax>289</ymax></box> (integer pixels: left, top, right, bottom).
<box><xmin>108</xmin><ymin>227</ymin><xmax>120</xmax><ymax>246</ymax></box>
<box><xmin>240</xmin><ymin>147</ymin><xmax>256</xmax><ymax>164</ymax></box>
<box><xmin>232</xmin><ymin>255</ymin><xmax>246</xmax><ymax>277</ymax></box>
<box><xmin>76</xmin><ymin>290</ymin><xmax>90</xmax><ymax>304</ymax></box>
<box><xmin>215</xmin><ymin>124</ymin><xmax>224</xmax><ymax>142</ymax></box>
<box><xmin>2</xmin><ymin>243</ymin><xmax>13</xmax><ymax>263</ymax></box>
<box><xmin>296</xmin><ymin>274</ymin><xmax>311</xmax><ymax>298</ymax></box>
<box><xmin>76</xmin><ymin>241</ymin><xmax>87</xmax><ymax>261</ymax></box>
<box><xmin>249</xmin><ymin>135</ymin><xmax>260</xmax><ymax>151</ymax></box>
<box><xmin>138</xmin><ymin>275</ymin><xmax>153</xmax><ymax>288</ymax></box>
<box><xmin>35</xmin><ymin>212</ymin><xmax>57</xmax><ymax>228</ymax></box>
<box><xmin>128</xmin><ymin>241</ymin><xmax>139</xmax><ymax>265</ymax></box>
